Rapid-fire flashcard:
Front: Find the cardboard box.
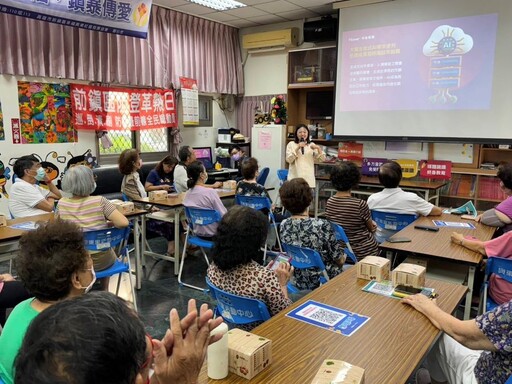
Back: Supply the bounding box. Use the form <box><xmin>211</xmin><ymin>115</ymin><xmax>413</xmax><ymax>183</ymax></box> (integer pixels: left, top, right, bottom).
<box><xmin>311</xmin><ymin>360</ymin><xmax>365</xmax><ymax>384</ymax></box>
<box><xmin>392</xmin><ymin>263</ymin><xmax>426</xmax><ymax>289</ymax></box>
<box><xmin>228</xmin><ymin>329</ymin><xmax>271</xmax><ymax>379</ymax></box>
<box><xmin>0</xmin><ymin>214</ymin><xmax>7</xmax><ymax>227</ymax></box>
<box><xmin>357</xmin><ymin>256</ymin><xmax>390</xmax><ymax>282</ymax></box>
<box><xmin>148</xmin><ymin>190</ymin><xmax>168</xmax><ymax>201</ymax></box>
<box><xmin>110</xmin><ymin>199</ymin><xmax>134</xmax><ymax>214</ymax></box>
<box><xmin>223</xmin><ymin>180</ymin><xmax>237</xmax><ymax>190</ymax></box>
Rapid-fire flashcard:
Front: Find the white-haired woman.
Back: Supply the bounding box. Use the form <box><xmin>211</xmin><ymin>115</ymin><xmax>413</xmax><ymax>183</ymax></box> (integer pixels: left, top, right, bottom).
<box><xmin>57</xmin><ymin>165</ymin><xmax>129</xmax><ymax>290</ymax></box>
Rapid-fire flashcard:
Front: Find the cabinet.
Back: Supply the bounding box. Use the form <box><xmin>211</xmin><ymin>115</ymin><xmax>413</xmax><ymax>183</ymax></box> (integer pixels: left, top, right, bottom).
<box><xmin>287</xmin><ymin>46</ymin><xmax>336</xmax><ymax>133</ymax></box>
<box><xmin>439</xmin><ymin>146</ymin><xmax>512</xmax><ymax>210</ymax></box>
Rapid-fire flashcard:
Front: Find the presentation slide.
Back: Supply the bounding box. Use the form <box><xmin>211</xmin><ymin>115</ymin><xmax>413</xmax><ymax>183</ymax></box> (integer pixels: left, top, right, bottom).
<box><xmin>333</xmin><ymin>0</ymin><xmax>512</xmax><ymax>142</ymax></box>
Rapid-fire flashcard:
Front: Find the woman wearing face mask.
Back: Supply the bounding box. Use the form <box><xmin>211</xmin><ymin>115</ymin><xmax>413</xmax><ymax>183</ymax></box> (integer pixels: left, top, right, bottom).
<box><xmin>119</xmin><ymin>149</ymin><xmax>177</xmax><ymax>256</ymax></box>
<box><xmin>8</xmin><ymin>154</ymin><xmax>62</xmax><ymax>218</ymax></box>
<box><xmin>183</xmin><ymin>161</ymin><xmax>227</xmax><ymax>238</ymax></box>
<box><xmin>0</xmin><ymin>219</ymin><xmax>94</xmax><ymax>384</ymax></box>
<box><xmin>57</xmin><ymin>165</ymin><xmax>129</xmax><ymax>290</ymax></box>
<box><xmin>285</xmin><ymin>124</ymin><xmax>326</xmax><ymax>189</ymax></box>
<box><xmin>230</xmin><ymin>146</ymin><xmax>247</xmax><ymax>180</ymax></box>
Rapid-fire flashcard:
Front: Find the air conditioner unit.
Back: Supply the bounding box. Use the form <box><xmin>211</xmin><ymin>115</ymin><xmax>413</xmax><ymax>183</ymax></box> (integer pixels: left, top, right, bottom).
<box><xmin>242</xmin><ymin>28</ymin><xmax>299</xmax><ymax>50</ymax></box>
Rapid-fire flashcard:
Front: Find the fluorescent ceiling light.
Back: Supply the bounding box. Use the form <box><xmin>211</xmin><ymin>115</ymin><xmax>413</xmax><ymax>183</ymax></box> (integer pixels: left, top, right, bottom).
<box><xmin>186</xmin><ymin>0</ymin><xmax>247</xmax><ymax>11</ymax></box>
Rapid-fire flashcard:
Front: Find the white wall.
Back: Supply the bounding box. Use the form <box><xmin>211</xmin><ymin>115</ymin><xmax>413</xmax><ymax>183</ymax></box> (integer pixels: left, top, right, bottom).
<box><xmin>0</xmin><ymin>74</ymin><xmax>97</xmax><ymax>215</ymax></box>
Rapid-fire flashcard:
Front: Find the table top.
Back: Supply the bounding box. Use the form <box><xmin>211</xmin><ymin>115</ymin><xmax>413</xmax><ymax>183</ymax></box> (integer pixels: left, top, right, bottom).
<box><xmin>133</xmin><ymin>190</ymin><xmax>236</xmax><ymax>208</ymax></box>
<box><xmin>379</xmin><ymin>213</ymin><xmax>496</xmax><ymax>265</ymax></box>
<box><xmin>0</xmin><ymin>213</ymin><xmax>54</xmax><ymax>242</ymax></box>
<box><xmin>316</xmin><ymin>175</ymin><xmax>447</xmax><ymax>190</ymax></box>
<box><xmin>198</xmin><ymin>267</ymin><xmax>468</xmax><ymax>384</ymax></box>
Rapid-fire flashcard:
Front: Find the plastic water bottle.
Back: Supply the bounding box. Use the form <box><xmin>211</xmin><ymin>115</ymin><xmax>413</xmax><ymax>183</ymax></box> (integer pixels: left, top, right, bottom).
<box><xmin>207</xmin><ymin>322</ymin><xmax>229</xmax><ymax>379</ymax></box>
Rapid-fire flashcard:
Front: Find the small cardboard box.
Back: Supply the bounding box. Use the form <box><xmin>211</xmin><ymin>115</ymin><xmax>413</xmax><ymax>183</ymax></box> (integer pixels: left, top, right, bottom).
<box><xmin>392</xmin><ymin>263</ymin><xmax>426</xmax><ymax>289</ymax></box>
<box><xmin>357</xmin><ymin>256</ymin><xmax>390</xmax><ymax>282</ymax></box>
<box><xmin>110</xmin><ymin>199</ymin><xmax>134</xmax><ymax>214</ymax></box>
<box><xmin>311</xmin><ymin>360</ymin><xmax>365</xmax><ymax>384</ymax></box>
<box><xmin>148</xmin><ymin>190</ymin><xmax>168</xmax><ymax>201</ymax></box>
<box><xmin>0</xmin><ymin>214</ymin><xmax>7</xmax><ymax>227</ymax></box>
<box><xmin>228</xmin><ymin>329</ymin><xmax>271</xmax><ymax>380</ymax></box>
<box><xmin>223</xmin><ymin>180</ymin><xmax>237</xmax><ymax>190</ymax></box>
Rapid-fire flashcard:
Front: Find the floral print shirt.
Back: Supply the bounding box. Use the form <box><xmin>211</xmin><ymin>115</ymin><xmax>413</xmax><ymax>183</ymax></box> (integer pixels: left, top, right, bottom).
<box><xmin>474</xmin><ymin>300</ymin><xmax>512</xmax><ymax>383</ymax></box>
<box><xmin>280</xmin><ymin>217</ymin><xmax>344</xmax><ymax>290</ymax></box>
<box><xmin>207</xmin><ymin>261</ymin><xmax>292</xmax><ymax>331</ymax></box>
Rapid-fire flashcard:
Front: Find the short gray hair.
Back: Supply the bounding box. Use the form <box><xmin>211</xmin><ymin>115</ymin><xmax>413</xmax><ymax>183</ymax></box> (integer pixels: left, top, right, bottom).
<box><xmin>61</xmin><ymin>165</ymin><xmax>95</xmax><ymax>196</ymax></box>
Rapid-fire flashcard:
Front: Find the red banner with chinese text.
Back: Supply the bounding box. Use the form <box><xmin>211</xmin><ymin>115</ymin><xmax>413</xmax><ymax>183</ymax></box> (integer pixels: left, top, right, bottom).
<box><xmin>419</xmin><ymin>160</ymin><xmax>452</xmax><ymax>180</ymax></box>
<box><xmin>70</xmin><ymin>84</ymin><xmax>177</xmax><ymax>130</ymax></box>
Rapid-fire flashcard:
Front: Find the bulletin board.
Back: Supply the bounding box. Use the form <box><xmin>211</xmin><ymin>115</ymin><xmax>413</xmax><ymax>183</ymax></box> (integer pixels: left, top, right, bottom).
<box><xmin>432</xmin><ymin>143</ymin><xmax>479</xmax><ymax>168</ymax></box>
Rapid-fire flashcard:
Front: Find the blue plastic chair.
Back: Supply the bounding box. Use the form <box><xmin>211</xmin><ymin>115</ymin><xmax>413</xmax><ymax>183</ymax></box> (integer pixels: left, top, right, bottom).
<box><xmin>256</xmin><ymin>167</ymin><xmax>270</xmax><ymax>186</ymax></box>
<box><xmin>505</xmin><ymin>375</ymin><xmax>512</xmax><ymax>384</ymax></box>
<box><xmin>282</xmin><ymin>243</ymin><xmax>329</xmax><ymax>292</ymax></box>
<box><xmin>277</xmin><ymin>169</ymin><xmax>288</xmax><ymax>184</ymax></box>
<box><xmin>235</xmin><ymin>195</ymin><xmax>282</xmax><ymax>263</ymax></box>
<box><xmin>371</xmin><ymin>210</ymin><xmax>417</xmax><ymax>243</ymax></box>
<box><xmin>480</xmin><ymin>256</ymin><xmax>512</xmax><ymax>314</ymax></box>
<box><xmin>331</xmin><ymin>223</ymin><xmax>358</xmax><ymax>264</ymax></box>
<box><xmin>206</xmin><ymin>278</ymin><xmax>271</xmax><ymax>326</ymax></box>
<box><xmin>179</xmin><ymin>207</ymin><xmax>222</xmax><ymax>291</ymax></box>
<box><xmin>82</xmin><ymin>227</ymin><xmax>137</xmax><ymax>311</ymax></box>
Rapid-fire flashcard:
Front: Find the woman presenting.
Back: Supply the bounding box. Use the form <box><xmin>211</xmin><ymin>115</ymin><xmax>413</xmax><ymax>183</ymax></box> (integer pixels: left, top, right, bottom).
<box><xmin>286</xmin><ymin>124</ymin><xmax>325</xmax><ymax>188</ymax></box>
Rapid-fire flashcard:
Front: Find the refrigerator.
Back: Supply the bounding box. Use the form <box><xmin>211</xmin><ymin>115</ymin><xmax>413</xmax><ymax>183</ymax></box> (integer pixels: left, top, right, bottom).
<box><xmin>251</xmin><ymin>124</ymin><xmax>287</xmax><ymax>202</ymax></box>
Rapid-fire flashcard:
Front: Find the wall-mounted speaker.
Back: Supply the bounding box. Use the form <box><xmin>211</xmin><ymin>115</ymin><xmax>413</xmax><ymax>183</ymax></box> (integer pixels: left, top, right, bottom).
<box><xmin>304</xmin><ymin>18</ymin><xmax>338</xmax><ymax>43</ymax></box>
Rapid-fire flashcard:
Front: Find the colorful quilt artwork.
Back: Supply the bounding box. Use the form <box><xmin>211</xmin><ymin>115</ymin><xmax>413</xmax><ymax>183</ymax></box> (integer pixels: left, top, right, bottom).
<box><xmin>17</xmin><ymin>81</ymin><xmax>77</xmax><ymax>144</ymax></box>
<box><xmin>0</xmin><ymin>100</ymin><xmax>4</xmax><ymax>141</ymax></box>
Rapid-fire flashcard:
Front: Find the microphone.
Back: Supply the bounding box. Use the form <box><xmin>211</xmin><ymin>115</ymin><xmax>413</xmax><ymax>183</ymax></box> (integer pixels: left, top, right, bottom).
<box><xmin>300</xmin><ymin>138</ymin><xmax>305</xmax><ymax>154</ymax></box>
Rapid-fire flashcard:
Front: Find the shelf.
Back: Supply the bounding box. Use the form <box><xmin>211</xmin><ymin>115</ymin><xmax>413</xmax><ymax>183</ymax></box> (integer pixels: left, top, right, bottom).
<box><xmin>451</xmin><ymin>167</ymin><xmax>496</xmax><ymax>176</ymax></box>
<box><xmin>440</xmin><ymin>194</ymin><xmax>475</xmax><ymax>199</ymax></box>
<box><xmin>288</xmin><ymin>82</ymin><xmax>334</xmax><ymax>89</ymax></box>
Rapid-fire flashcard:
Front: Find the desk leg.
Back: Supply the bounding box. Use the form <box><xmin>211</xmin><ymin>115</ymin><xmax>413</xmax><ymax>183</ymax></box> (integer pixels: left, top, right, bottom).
<box><xmin>464</xmin><ymin>266</ymin><xmax>476</xmax><ymax>320</ymax></box>
<box><xmin>133</xmin><ymin>218</ymin><xmax>142</xmax><ymax>290</ymax></box>
<box><xmin>174</xmin><ymin>208</ymin><xmax>180</xmax><ymax>276</ymax></box>
<box><xmin>425</xmin><ymin>190</ymin><xmax>430</xmax><ymax>203</ymax></box>
<box><xmin>314</xmin><ymin>183</ymin><xmax>320</xmax><ymax>218</ymax></box>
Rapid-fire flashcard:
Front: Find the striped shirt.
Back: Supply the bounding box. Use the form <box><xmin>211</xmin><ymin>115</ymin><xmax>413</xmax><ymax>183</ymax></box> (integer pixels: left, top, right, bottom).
<box><xmin>326</xmin><ymin>196</ymin><xmax>379</xmax><ymax>261</ymax></box>
<box><xmin>57</xmin><ymin>196</ymin><xmax>116</xmax><ymax>230</ymax></box>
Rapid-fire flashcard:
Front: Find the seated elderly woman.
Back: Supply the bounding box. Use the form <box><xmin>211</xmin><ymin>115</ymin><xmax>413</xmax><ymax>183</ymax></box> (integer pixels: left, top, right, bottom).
<box><xmin>183</xmin><ymin>161</ymin><xmax>227</xmax><ymax>238</ymax></box>
<box><xmin>403</xmin><ymin>294</ymin><xmax>512</xmax><ymax>383</ymax></box>
<box><xmin>474</xmin><ymin>163</ymin><xmax>512</xmax><ymax>232</ymax></box>
<box><xmin>119</xmin><ymin>149</ymin><xmax>177</xmax><ymax>256</ymax></box>
<box><xmin>144</xmin><ymin>155</ymin><xmax>178</xmax><ymax>193</ymax></box>
<box><xmin>207</xmin><ymin>205</ymin><xmax>293</xmax><ymax>330</ymax></box>
<box><xmin>326</xmin><ymin>161</ymin><xmax>378</xmax><ymax>261</ymax></box>
<box><xmin>279</xmin><ymin>178</ymin><xmax>345</xmax><ymax>291</ymax></box>
<box><xmin>0</xmin><ymin>219</ymin><xmax>94</xmax><ymax>384</ymax></box>
<box><xmin>58</xmin><ymin>165</ymin><xmax>129</xmax><ymax>290</ymax></box>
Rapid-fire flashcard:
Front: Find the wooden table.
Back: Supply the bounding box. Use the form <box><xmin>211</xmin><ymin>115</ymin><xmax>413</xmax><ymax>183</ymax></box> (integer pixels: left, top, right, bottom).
<box><xmin>314</xmin><ymin>175</ymin><xmax>447</xmax><ymax>218</ymax></box>
<box><xmin>379</xmin><ymin>213</ymin><xmax>496</xmax><ymax>320</ymax></box>
<box><xmin>198</xmin><ymin>267</ymin><xmax>467</xmax><ymax>384</ymax></box>
<box><xmin>132</xmin><ymin>190</ymin><xmax>235</xmax><ymax>279</ymax></box>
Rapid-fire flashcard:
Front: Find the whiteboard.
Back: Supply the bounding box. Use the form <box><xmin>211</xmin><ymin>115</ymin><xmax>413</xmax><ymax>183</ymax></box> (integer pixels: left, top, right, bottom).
<box><xmin>433</xmin><ymin>143</ymin><xmax>475</xmax><ymax>164</ymax></box>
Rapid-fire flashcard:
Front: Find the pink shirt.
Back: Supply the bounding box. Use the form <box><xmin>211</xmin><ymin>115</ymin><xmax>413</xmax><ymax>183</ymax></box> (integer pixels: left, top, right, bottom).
<box><xmin>484</xmin><ymin>231</ymin><xmax>512</xmax><ymax>305</ymax></box>
<box><xmin>183</xmin><ymin>185</ymin><xmax>227</xmax><ymax>237</ymax></box>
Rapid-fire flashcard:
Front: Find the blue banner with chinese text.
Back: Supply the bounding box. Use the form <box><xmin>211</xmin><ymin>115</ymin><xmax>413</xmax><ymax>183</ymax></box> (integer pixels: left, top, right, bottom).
<box><xmin>0</xmin><ymin>0</ymin><xmax>152</xmax><ymax>38</ymax></box>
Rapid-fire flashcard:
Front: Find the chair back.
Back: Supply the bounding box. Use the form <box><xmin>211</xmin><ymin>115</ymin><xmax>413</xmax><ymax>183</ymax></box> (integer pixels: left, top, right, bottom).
<box><xmin>206</xmin><ymin>278</ymin><xmax>271</xmax><ymax>325</ymax></box>
<box><xmin>482</xmin><ymin>256</ymin><xmax>512</xmax><ymax>313</ymax></box>
<box><xmin>282</xmin><ymin>243</ymin><xmax>328</xmax><ymax>278</ymax></box>
<box><xmin>277</xmin><ymin>169</ymin><xmax>288</xmax><ymax>185</ymax></box>
<box><xmin>83</xmin><ymin>227</ymin><xmax>130</xmax><ymax>252</ymax></box>
<box><xmin>184</xmin><ymin>206</ymin><xmax>222</xmax><ymax>233</ymax></box>
<box><xmin>256</xmin><ymin>167</ymin><xmax>270</xmax><ymax>186</ymax></box>
<box><xmin>371</xmin><ymin>211</ymin><xmax>417</xmax><ymax>232</ymax></box>
<box><xmin>235</xmin><ymin>195</ymin><xmax>272</xmax><ymax>212</ymax></box>
<box><xmin>331</xmin><ymin>223</ymin><xmax>358</xmax><ymax>264</ymax></box>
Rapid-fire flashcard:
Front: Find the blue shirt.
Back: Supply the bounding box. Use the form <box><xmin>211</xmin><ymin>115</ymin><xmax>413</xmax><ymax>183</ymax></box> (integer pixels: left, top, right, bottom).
<box><xmin>146</xmin><ymin>169</ymin><xmax>173</xmax><ymax>189</ymax></box>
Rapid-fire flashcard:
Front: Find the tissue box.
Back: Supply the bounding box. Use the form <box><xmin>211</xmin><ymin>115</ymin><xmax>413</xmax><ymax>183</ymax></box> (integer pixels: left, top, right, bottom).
<box><xmin>357</xmin><ymin>256</ymin><xmax>390</xmax><ymax>282</ymax></box>
<box><xmin>311</xmin><ymin>360</ymin><xmax>365</xmax><ymax>384</ymax></box>
<box><xmin>223</xmin><ymin>180</ymin><xmax>237</xmax><ymax>190</ymax></box>
<box><xmin>392</xmin><ymin>263</ymin><xmax>426</xmax><ymax>289</ymax></box>
<box><xmin>148</xmin><ymin>190</ymin><xmax>168</xmax><ymax>201</ymax></box>
<box><xmin>228</xmin><ymin>329</ymin><xmax>271</xmax><ymax>379</ymax></box>
<box><xmin>110</xmin><ymin>199</ymin><xmax>134</xmax><ymax>214</ymax></box>
<box><xmin>0</xmin><ymin>214</ymin><xmax>7</xmax><ymax>227</ymax></box>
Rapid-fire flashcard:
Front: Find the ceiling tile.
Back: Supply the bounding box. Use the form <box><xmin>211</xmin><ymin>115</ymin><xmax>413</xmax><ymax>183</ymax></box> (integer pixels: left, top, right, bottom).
<box><xmin>288</xmin><ymin>0</ymin><xmax>334</xmax><ymax>6</ymax></box>
<box><xmin>276</xmin><ymin>9</ymin><xmax>318</xmax><ymax>20</ymax></box>
<box><xmin>153</xmin><ymin>0</ymin><xmax>189</xmax><ymax>7</ymax></box>
<box><xmin>172</xmin><ymin>3</ymin><xmax>217</xmax><ymax>15</ymax></box>
<box><xmin>249</xmin><ymin>14</ymin><xmax>289</xmax><ymax>24</ymax></box>
<box><xmin>308</xmin><ymin>4</ymin><xmax>336</xmax><ymax>14</ymax></box>
<box><xmin>205</xmin><ymin>11</ymin><xmax>240</xmax><ymax>22</ymax></box>
<box><xmin>253</xmin><ymin>0</ymin><xmax>300</xmax><ymax>13</ymax></box>
<box><xmin>236</xmin><ymin>0</ymin><xmax>274</xmax><ymax>5</ymax></box>
<box><xmin>228</xmin><ymin>18</ymin><xmax>260</xmax><ymax>27</ymax></box>
<box><xmin>224</xmin><ymin>6</ymin><xmax>268</xmax><ymax>18</ymax></box>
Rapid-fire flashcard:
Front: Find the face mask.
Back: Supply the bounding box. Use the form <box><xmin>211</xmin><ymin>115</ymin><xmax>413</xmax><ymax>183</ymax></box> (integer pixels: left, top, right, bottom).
<box><xmin>80</xmin><ymin>268</ymin><xmax>96</xmax><ymax>293</ymax></box>
<box><xmin>34</xmin><ymin>167</ymin><xmax>46</xmax><ymax>181</ymax></box>
<box><xmin>232</xmin><ymin>153</ymin><xmax>240</xmax><ymax>161</ymax></box>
